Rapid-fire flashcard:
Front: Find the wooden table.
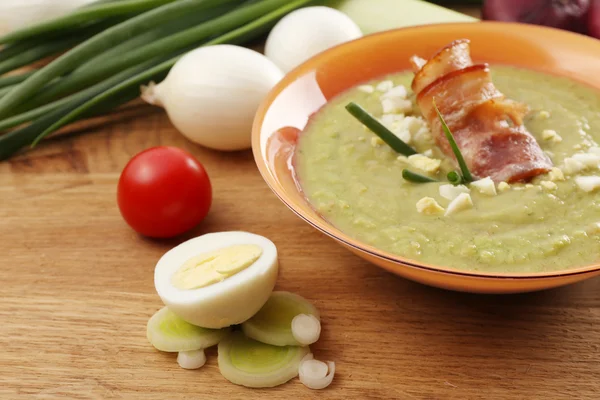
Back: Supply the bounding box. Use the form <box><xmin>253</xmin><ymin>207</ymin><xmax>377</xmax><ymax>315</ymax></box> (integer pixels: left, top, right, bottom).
<box><xmin>2</xmin><ymin>6</ymin><xmax>600</xmax><ymax>400</ymax></box>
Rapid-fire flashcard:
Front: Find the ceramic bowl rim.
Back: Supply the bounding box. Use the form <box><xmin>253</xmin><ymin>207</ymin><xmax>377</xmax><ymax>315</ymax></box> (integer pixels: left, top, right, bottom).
<box><xmin>251</xmin><ymin>21</ymin><xmax>600</xmax><ymax>281</ymax></box>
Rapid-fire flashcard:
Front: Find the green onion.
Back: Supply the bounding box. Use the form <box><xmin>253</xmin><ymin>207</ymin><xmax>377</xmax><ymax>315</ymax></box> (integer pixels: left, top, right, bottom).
<box><xmin>0</xmin><ymin>71</ymin><xmax>36</xmax><ymax>89</ymax></box>
<box><xmin>76</xmin><ymin>2</ymin><xmax>239</xmax><ymax>74</ymax></box>
<box><xmin>0</xmin><ymin>85</ymin><xmax>16</xmax><ymax>99</ymax></box>
<box><xmin>0</xmin><ymin>36</ymin><xmax>82</xmax><ymax>76</ymax></box>
<box><xmin>402</xmin><ymin>169</ymin><xmax>438</xmax><ymax>183</ymax></box>
<box><xmin>432</xmin><ymin>99</ymin><xmax>473</xmax><ymax>183</ymax></box>
<box><xmin>0</xmin><ymin>55</ymin><xmax>170</xmax><ymax>160</ymax></box>
<box><xmin>22</xmin><ymin>0</ymin><xmax>314</xmax><ymax>154</ymax></box>
<box><xmin>0</xmin><ymin>54</ymin><xmax>173</xmax><ymax>133</ymax></box>
<box><xmin>447</xmin><ymin>171</ymin><xmax>463</xmax><ymax>185</ymax></box>
<box><xmin>345</xmin><ymin>102</ymin><xmax>417</xmax><ymax>156</ymax></box>
<box><xmin>0</xmin><ymin>0</ymin><xmax>236</xmax><ymax>118</ymax></box>
<box><xmin>26</xmin><ymin>0</ymin><xmax>285</xmax><ymax>107</ymax></box>
<box><xmin>0</xmin><ymin>39</ymin><xmax>43</xmax><ymax>62</ymax></box>
<box><xmin>20</xmin><ymin>3</ymin><xmax>240</xmax><ymax>111</ymax></box>
<box><xmin>0</xmin><ymin>86</ymin><xmax>144</xmax><ymax>161</ymax></box>
<box><xmin>0</xmin><ymin>17</ymin><xmax>130</xmax><ymax>84</ymax></box>
<box><xmin>0</xmin><ymin>0</ymin><xmax>179</xmax><ymax>45</ymax></box>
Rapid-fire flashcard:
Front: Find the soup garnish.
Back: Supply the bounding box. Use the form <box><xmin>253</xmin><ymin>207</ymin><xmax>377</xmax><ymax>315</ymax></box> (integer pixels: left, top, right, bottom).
<box><xmin>411</xmin><ymin>39</ymin><xmax>553</xmax><ymax>183</ymax></box>
<box><xmin>345</xmin><ymin>101</ymin><xmax>416</xmax><ymax>156</ymax></box>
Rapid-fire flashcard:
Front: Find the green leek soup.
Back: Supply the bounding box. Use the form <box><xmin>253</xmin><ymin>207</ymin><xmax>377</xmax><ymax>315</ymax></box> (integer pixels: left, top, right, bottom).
<box><xmin>294</xmin><ymin>66</ymin><xmax>600</xmax><ymax>273</ymax></box>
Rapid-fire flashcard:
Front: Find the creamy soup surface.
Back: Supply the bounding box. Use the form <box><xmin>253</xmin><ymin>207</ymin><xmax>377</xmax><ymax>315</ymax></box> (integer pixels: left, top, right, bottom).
<box><xmin>294</xmin><ymin>66</ymin><xmax>600</xmax><ymax>273</ymax></box>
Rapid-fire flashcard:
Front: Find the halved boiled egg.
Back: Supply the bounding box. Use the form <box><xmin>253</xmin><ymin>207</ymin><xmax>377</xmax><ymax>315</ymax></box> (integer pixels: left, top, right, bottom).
<box><xmin>154</xmin><ymin>231</ymin><xmax>278</xmax><ymax>329</ymax></box>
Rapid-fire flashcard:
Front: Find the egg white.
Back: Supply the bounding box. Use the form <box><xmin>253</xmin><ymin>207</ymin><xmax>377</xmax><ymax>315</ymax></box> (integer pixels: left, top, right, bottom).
<box><xmin>154</xmin><ymin>231</ymin><xmax>278</xmax><ymax>329</ymax></box>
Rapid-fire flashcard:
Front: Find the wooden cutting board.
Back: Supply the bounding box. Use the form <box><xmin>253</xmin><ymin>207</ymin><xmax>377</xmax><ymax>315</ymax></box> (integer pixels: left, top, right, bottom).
<box><xmin>2</xmin><ymin>6</ymin><xmax>600</xmax><ymax>400</ymax></box>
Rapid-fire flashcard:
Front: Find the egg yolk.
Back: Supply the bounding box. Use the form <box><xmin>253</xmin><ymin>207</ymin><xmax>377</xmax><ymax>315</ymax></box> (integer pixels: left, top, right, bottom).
<box><xmin>171</xmin><ymin>244</ymin><xmax>263</xmax><ymax>290</ymax></box>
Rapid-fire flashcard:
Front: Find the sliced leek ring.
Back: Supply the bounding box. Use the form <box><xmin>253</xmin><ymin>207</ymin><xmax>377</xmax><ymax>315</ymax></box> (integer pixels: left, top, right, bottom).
<box><xmin>299</xmin><ymin>353</ymin><xmax>335</xmax><ymax>390</ymax></box>
<box><xmin>291</xmin><ymin>314</ymin><xmax>321</xmax><ymax>346</ymax></box>
<box><xmin>218</xmin><ymin>331</ymin><xmax>310</xmax><ymax>388</ymax></box>
<box><xmin>177</xmin><ymin>350</ymin><xmax>206</xmax><ymax>370</ymax></box>
<box><xmin>147</xmin><ymin>306</ymin><xmax>229</xmax><ymax>352</ymax></box>
<box><xmin>242</xmin><ymin>291</ymin><xmax>320</xmax><ymax>346</ymax></box>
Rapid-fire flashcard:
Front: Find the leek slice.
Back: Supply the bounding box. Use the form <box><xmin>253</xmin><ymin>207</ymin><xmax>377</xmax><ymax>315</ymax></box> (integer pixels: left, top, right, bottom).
<box><xmin>242</xmin><ymin>291</ymin><xmax>320</xmax><ymax>346</ymax></box>
<box><xmin>177</xmin><ymin>350</ymin><xmax>207</xmax><ymax>370</ymax></box>
<box><xmin>146</xmin><ymin>306</ymin><xmax>228</xmax><ymax>352</ymax></box>
<box><xmin>291</xmin><ymin>314</ymin><xmax>321</xmax><ymax>346</ymax></box>
<box><xmin>218</xmin><ymin>332</ymin><xmax>309</xmax><ymax>388</ymax></box>
<box><xmin>299</xmin><ymin>353</ymin><xmax>336</xmax><ymax>390</ymax></box>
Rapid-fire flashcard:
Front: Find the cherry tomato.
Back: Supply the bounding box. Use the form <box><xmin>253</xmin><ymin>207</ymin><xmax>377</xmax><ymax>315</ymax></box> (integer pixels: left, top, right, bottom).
<box><xmin>117</xmin><ymin>146</ymin><xmax>212</xmax><ymax>238</ymax></box>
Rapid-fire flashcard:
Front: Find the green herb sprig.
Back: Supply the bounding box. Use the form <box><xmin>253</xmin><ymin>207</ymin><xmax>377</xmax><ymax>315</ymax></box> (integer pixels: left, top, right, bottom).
<box><xmin>345</xmin><ymin>99</ymin><xmax>474</xmax><ymax>186</ymax></box>
<box><xmin>345</xmin><ymin>102</ymin><xmax>417</xmax><ymax>156</ymax></box>
<box><xmin>402</xmin><ymin>169</ymin><xmax>438</xmax><ymax>183</ymax></box>
<box><xmin>432</xmin><ymin>99</ymin><xmax>473</xmax><ymax>184</ymax></box>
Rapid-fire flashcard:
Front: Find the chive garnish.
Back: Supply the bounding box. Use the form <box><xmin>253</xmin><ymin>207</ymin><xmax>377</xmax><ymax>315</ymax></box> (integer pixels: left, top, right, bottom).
<box><xmin>345</xmin><ymin>102</ymin><xmax>417</xmax><ymax>156</ymax></box>
<box><xmin>402</xmin><ymin>169</ymin><xmax>438</xmax><ymax>183</ymax></box>
<box><xmin>432</xmin><ymin>99</ymin><xmax>473</xmax><ymax>183</ymax></box>
<box><xmin>447</xmin><ymin>171</ymin><xmax>463</xmax><ymax>186</ymax></box>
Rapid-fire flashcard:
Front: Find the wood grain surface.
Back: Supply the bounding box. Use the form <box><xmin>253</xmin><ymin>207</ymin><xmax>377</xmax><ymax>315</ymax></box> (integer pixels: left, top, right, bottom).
<box><xmin>2</xmin><ymin>7</ymin><xmax>600</xmax><ymax>400</ymax></box>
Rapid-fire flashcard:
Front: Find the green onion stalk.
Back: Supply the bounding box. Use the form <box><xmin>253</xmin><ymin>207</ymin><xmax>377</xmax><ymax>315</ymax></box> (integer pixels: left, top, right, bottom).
<box><xmin>0</xmin><ymin>0</ymin><xmax>316</xmax><ymax>160</ymax></box>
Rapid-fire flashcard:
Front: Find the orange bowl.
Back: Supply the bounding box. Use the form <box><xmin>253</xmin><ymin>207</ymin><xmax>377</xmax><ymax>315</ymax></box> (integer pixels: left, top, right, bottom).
<box><xmin>251</xmin><ymin>22</ymin><xmax>600</xmax><ymax>294</ymax></box>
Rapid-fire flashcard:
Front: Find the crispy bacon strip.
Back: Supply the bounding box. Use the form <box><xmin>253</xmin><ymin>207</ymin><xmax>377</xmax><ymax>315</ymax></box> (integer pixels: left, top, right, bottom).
<box><xmin>410</xmin><ymin>40</ymin><xmax>552</xmax><ymax>183</ymax></box>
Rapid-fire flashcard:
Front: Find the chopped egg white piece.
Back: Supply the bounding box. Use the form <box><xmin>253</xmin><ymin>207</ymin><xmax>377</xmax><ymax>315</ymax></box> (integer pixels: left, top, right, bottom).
<box><xmin>381</xmin><ymin>85</ymin><xmax>408</xmax><ymax>99</ymax></box>
<box><xmin>371</xmin><ymin>137</ymin><xmax>383</xmax><ymax>147</ymax></box>
<box><xmin>379</xmin><ymin>113</ymin><xmax>431</xmax><ymax>148</ymax></box>
<box><xmin>548</xmin><ymin>167</ymin><xmax>565</xmax><ymax>181</ymax></box>
<box><xmin>403</xmin><ymin>116</ymin><xmax>428</xmax><ymax>136</ymax></box>
<box><xmin>589</xmin><ymin>147</ymin><xmax>600</xmax><ymax>156</ymax></box>
<box><xmin>587</xmin><ymin>222</ymin><xmax>600</xmax><ymax>235</ymax></box>
<box><xmin>393</xmin><ymin>129</ymin><xmax>411</xmax><ymax>144</ymax></box>
<box><xmin>575</xmin><ymin>176</ymin><xmax>600</xmax><ymax>192</ymax></box>
<box><xmin>358</xmin><ymin>85</ymin><xmax>374</xmax><ymax>93</ymax></box>
<box><xmin>538</xmin><ymin>110</ymin><xmax>550</xmax><ymax>119</ymax></box>
<box><xmin>380</xmin><ymin>113</ymin><xmax>404</xmax><ymax>125</ymax></box>
<box><xmin>376</xmin><ymin>80</ymin><xmax>394</xmax><ymax>92</ymax></box>
<box><xmin>444</xmin><ymin>193</ymin><xmax>473</xmax><ymax>216</ymax></box>
<box><xmin>540</xmin><ymin>180</ymin><xmax>558</xmax><ymax>191</ymax></box>
<box><xmin>470</xmin><ymin>177</ymin><xmax>497</xmax><ymax>196</ymax></box>
<box><xmin>563</xmin><ymin>157</ymin><xmax>586</xmax><ymax>175</ymax></box>
<box><xmin>572</xmin><ymin>153</ymin><xmax>600</xmax><ymax>168</ymax></box>
<box><xmin>439</xmin><ymin>184</ymin><xmax>470</xmax><ymax>201</ymax></box>
<box><xmin>381</xmin><ymin>97</ymin><xmax>413</xmax><ymax>114</ymax></box>
<box><xmin>497</xmin><ymin>182</ymin><xmax>510</xmax><ymax>192</ymax></box>
<box><xmin>542</xmin><ymin>129</ymin><xmax>562</xmax><ymax>143</ymax></box>
<box><xmin>408</xmin><ymin>154</ymin><xmax>441</xmax><ymax>173</ymax></box>
<box><xmin>393</xmin><ymin>116</ymin><xmax>431</xmax><ymax>143</ymax></box>
<box><xmin>416</xmin><ymin>197</ymin><xmax>444</xmax><ymax>215</ymax></box>
<box><xmin>380</xmin><ymin>117</ymin><xmax>412</xmax><ymax>143</ymax></box>
<box><xmin>423</xmin><ymin>149</ymin><xmax>433</xmax><ymax>157</ymax></box>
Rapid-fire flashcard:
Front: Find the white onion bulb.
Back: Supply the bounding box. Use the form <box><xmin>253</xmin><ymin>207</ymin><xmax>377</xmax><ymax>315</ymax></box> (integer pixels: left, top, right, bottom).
<box><xmin>142</xmin><ymin>45</ymin><xmax>284</xmax><ymax>151</ymax></box>
<box><xmin>177</xmin><ymin>350</ymin><xmax>206</xmax><ymax>370</ymax></box>
<box><xmin>298</xmin><ymin>353</ymin><xmax>335</xmax><ymax>390</ymax></box>
<box><xmin>265</xmin><ymin>6</ymin><xmax>363</xmax><ymax>73</ymax></box>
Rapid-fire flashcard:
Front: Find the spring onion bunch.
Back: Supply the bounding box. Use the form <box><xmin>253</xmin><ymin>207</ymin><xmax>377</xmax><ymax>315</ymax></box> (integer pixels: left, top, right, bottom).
<box><xmin>0</xmin><ymin>0</ymin><xmax>317</xmax><ymax>160</ymax></box>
